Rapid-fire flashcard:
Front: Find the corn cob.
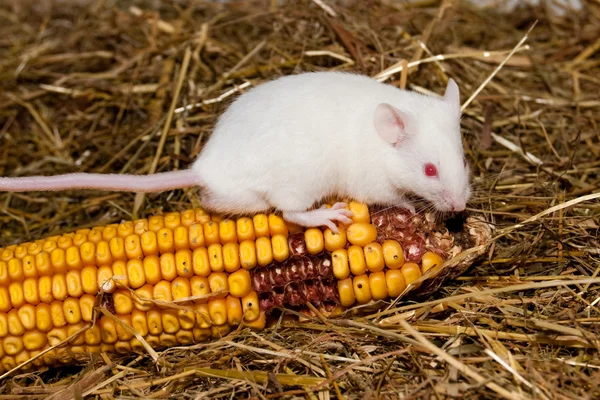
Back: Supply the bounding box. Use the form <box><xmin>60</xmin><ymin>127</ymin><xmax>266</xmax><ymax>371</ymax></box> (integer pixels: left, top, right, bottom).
<box><xmin>0</xmin><ymin>202</ymin><xmax>490</xmax><ymax>374</ymax></box>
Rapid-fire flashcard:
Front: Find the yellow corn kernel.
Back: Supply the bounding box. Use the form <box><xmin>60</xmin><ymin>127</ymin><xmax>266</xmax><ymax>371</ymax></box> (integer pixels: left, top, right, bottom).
<box><xmin>164</xmin><ymin>212</ymin><xmax>181</xmax><ymax>230</ymax></box>
<box><xmin>175</xmin><ymin>329</ymin><xmax>195</xmax><ymax>345</ymax></box>
<box><xmin>188</xmin><ymin>223</ymin><xmax>205</xmax><ymax>249</ymax></box>
<box><xmin>113</xmin><ymin>290</ymin><xmax>134</xmax><ymax>314</ymax></box>
<box><xmin>162</xmin><ymin>309</ymin><xmax>180</xmax><ymax>334</ymax></box>
<box><xmin>159</xmin><ymin>332</ymin><xmax>178</xmax><ymax>347</ymax></box>
<box><xmin>80</xmin><ymin>242</ymin><xmax>96</xmax><ymax>267</ymax></box>
<box><xmin>226</xmin><ymin>296</ymin><xmax>243</xmax><ymax>325</ymax></box>
<box><xmin>141</xmin><ymin>231</ymin><xmax>158</xmax><ymax>257</ymax></box>
<box><xmin>172</xmin><ymin>277</ymin><xmax>192</xmax><ymax>300</ymax></box>
<box><xmin>353</xmin><ymin>275</ymin><xmax>372</xmax><ymax>304</ymax></box>
<box><xmin>401</xmin><ymin>262</ymin><xmax>422</xmax><ymax>286</ymax></box>
<box><xmin>194</xmin><ymin>303</ymin><xmax>212</xmax><ymax>328</ymax></box>
<box><xmin>24</xmin><ymin>330</ymin><xmax>47</xmax><ymax>351</ymax></box>
<box><xmin>80</xmin><ymin>294</ymin><xmax>95</xmax><ymax>322</ymax></box>
<box><xmin>211</xmin><ymin>324</ymin><xmax>231</xmax><ymax>338</ymax></box>
<box><xmin>304</xmin><ymin>228</ymin><xmax>325</xmax><ymax>255</ymax></box>
<box><xmin>175</xmin><ymin>249</ymin><xmax>194</xmax><ymax>278</ymax></box>
<box><xmin>42</xmin><ymin>240</ymin><xmax>58</xmax><ymax>254</ymax></box>
<box><xmin>243</xmin><ymin>311</ymin><xmax>267</xmax><ymax>331</ymax></box>
<box><xmin>41</xmin><ymin>349</ymin><xmax>57</xmax><ymax>366</ymax></box>
<box><xmin>51</xmin><ymin>274</ymin><xmax>67</xmax><ymax>301</ymax></box>
<box><xmin>3</xmin><ymin>336</ymin><xmax>24</xmax><ymax>356</ymax></box>
<box><xmin>18</xmin><ymin>304</ymin><xmax>36</xmax><ymax>330</ymax></box>
<box><xmin>15</xmin><ymin>245</ymin><xmax>28</xmax><ymax>259</ymax></box>
<box><xmin>242</xmin><ymin>291</ymin><xmax>260</xmax><ymax>322</ymax></box>
<box><xmin>252</xmin><ymin>214</ymin><xmax>270</xmax><ymax>238</ymax></box>
<box><xmin>98</xmin><ymin>344</ymin><xmax>114</xmax><ymax>354</ymax></box>
<box><xmin>57</xmin><ymin>236</ymin><xmax>73</xmax><ymax>250</ymax></box>
<box><xmin>364</xmin><ymin>242</ymin><xmax>385</xmax><ymax>272</ymax></box>
<box><xmin>236</xmin><ymin>217</ymin><xmax>256</xmax><ymax>242</ymax></box>
<box><xmin>218</xmin><ymin>219</ymin><xmax>238</xmax><ymax>244</ymax></box>
<box><xmin>66</xmin><ymin>270</ymin><xmax>84</xmax><ymax>297</ymax></box>
<box><xmin>157</xmin><ymin>228</ymin><xmax>175</xmax><ymax>254</ymax></box>
<box><xmin>369</xmin><ymin>271</ymin><xmax>388</xmax><ymax>300</ymax></box>
<box><xmin>181</xmin><ymin>210</ymin><xmax>196</xmax><ymax>227</ymax></box>
<box><xmin>131</xmin><ymin>309</ymin><xmax>149</xmax><ymax>337</ymax></box>
<box><xmin>35</xmin><ymin>303</ymin><xmax>52</xmax><ymax>333</ymax></box>
<box><xmin>27</xmin><ymin>242</ymin><xmax>42</xmax><ymax>256</ymax></box>
<box><xmin>50</xmin><ymin>301</ymin><xmax>66</xmax><ymax>327</ymax></box>
<box><xmin>34</xmin><ymin>252</ymin><xmax>52</xmax><ymax>277</ymax></box>
<box><xmin>193</xmin><ymin>327</ymin><xmax>212</xmax><ymax>342</ymax></box>
<box><xmin>192</xmin><ymin>248</ymin><xmax>211</xmax><ymax>277</ymax></box>
<box><xmin>88</xmin><ymin>229</ymin><xmax>103</xmax><ymax>244</ymax></box>
<box><xmin>421</xmin><ymin>251</ymin><xmax>443</xmax><ymax>274</ymax></box>
<box><xmin>331</xmin><ymin>249</ymin><xmax>350</xmax><ymax>280</ymax></box>
<box><xmin>108</xmin><ymin>237</ymin><xmax>126</xmax><ymax>262</ymax></box>
<box><xmin>207</xmin><ymin>272</ymin><xmax>228</xmax><ymax>296</ymax></box>
<box><xmin>23</xmin><ymin>278</ymin><xmax>40</xmax><ymax>305</ymax></box>
<box><xmin>133</xmin><ymin>218</ymin><xmax>149</xmax><ymax>235</ymax></box>
<box><xmin>8</xmin><ymin>282</ymin><xmax>25</xmax><ymax>310</ymax></box>
<box><xmin>7</xmin><ymin>310</ymin><xmax>24</xmax><ymax>336</ymax></box>
<box><xmin>223</xmin><ymin>242</ymin><xmax>241</xmax><ymax>273</ymax></box>
<box><xmin>203</xmin><ymin>221</ymin><xmax>220</xmax><ymax>246</ymax></box>
<box><xmin>268</xmin><ymin>214</ymin><xmax>288</xmax><ymax>237</ymax></box>
<box><xmin>142</xmin><ymin>255</ymin><xmax>162</xmax><ymax>285</ymax></box>
<box><xmin>50</xmin><ymin>248</ymin><xmax>67</xmax><ymax>273</ymax></box>
<box><xmin>63</xmin><ymin>298</ymin><xmax>81</xmax><ymax>325</ymax></box>
<box><xmin>159</xmin><ymin>253</ymin><xmax>177</xmax><ymax>281</ymax></box>
<box><xmin>148</xmin><ymin>215</ymin><xmax>165</xmax><ymax>232</ymax></box>
<box><xmin>124</xmin><ymin>234</ymin><xmax>143</xmax><ymax>260</ymax></box>
<box><xmin>174</xmin><ymin>226</ymin><xmax>189</xmax><ymax>251</ymax></box>
<box><xmin>15</xmin><ymin>350</ymin><xmax>31</xmax><ymax>367</ymax></box>
<box><xmin>255</xmin><ymin>237</ymin><xmax>273</xmax><ymax>267</ymax></box>
<box><xmin>117</xmin><ymin>221</ymin><xmax>134</xmax><ymax>238</ymax></box>
<box><xmin>324</xmin><ymin>227</ymin><xmax>346</xmax><ymax>252</ymax></box>
<box><xmin>386</xmin><ymin>269</ymin><xmax>407</xmax><ymax>298</ymax></box>
<box><xmin>271</xmin><ymin>234</ymin><xmax>290</xmax><ymax>262</ymax></box>
<box><xmin>228</xmin><ymin>269</ymin><xmax>251</xmax><ymax>298</ymax></box>
<box><xmin>95</xmin><ymin>241</ymin><xmax>113</xmax><ymax>266</ymax></box>
<box><xmin>22</xmin><ymin>255</ymin><xmax>37</xmax><ymax>279</ymax></box>
<box><xmin>134</xmin><ymin>284</ymin><xmax>154</xmax><ymax>311</ymax></box>
<box><xmin>0</xmin><ymin>287</ymin><xmax>10</xmax><ymax>313</ymax></box>
<box><xmin>0</xmin><ymin>262</ymin><xmax>9</xmax><ymax>286</ymax></box>
<box><xmin>346</xmin><ymin>223</ymin><xmax>378</xmax><ymax>247</ymax></box>
<box><xmin>147</xmin><ymin>309</ymin><xmax>163</xmax><ymax>335</ymax></box>
<box><xmin>68</xmin><ymin>322</ymin><xmax>86</xmax><ymax>345</ymax></box>
<box><xmin>97</xmin><ymin>266</ymin><xmax>115</xmax><ymax>293</ymax></box>
<box><xmin>1</xmin><ymin>355</ymin><xmax>16</xmax><ymax>371</ymax></box>
<box><xmin>208</xmin><ymin>299</ymin><xmax>227</xmax><ymax>325</ymax></box>
<box><xmin>194</xmin><ymin>208</ymin><xmax>211</xmax><ymax>224</ymax></box>
<box><xmin>100</xmin><ymin>316</ymin><xmax>118</xmax><ymax>344</ymax></box>
<box><xmin>8</xmin><ymin>258</ymin><xmax>24</xmax><ymax>281</ymax></box>
<box><xmin>191</xmin><ymin>276</ymin><xmax>210</xmax><ymax>301</ymax></box>
<box><xmin>114</xmin><ymin>341</ymin><xmax>132</xmax><ymax>355</ymax></box>
<box><xmin>208</xmin><ymin>244</ymin><xmax>225</xmax><ymax>272</ymax></box>
<box><xmin>144</xmin><ymin>335</ymin><xmax>160</xmax><ymax>348</ymax></box>
<box><xmin>239</xmin><ymin>240</ymin><xmax>257</xmax><ymax>270</ymax></box>
<box><xmin>0</xmin><ymin>313</ymin><xmax>10</xmax><ymax>337</ymax></box>
<box><xmin>85</xmin><ymin>325</ymin><xmax>102</xmax><ymax>345</ymax></box>
<box><xmin>337</xmin><ymin>277</ymin><xmax>356</xmax><ymax>307</ymax></box>
<box><xmin>178</xmin><ymin>308</ymin><xmax>196</xmax><ymax>330</ymax></box>
<box><xmin>112</xmin><ymin>260</ymin><xmax>129</xmax><ymax>287</ymax></box>
<box><xmin>382</xmin><ymin>240</ymin><xmax>404</xmax><ymax>269</ymax></box>
<box><xmin>153</xmin><ymin>280</ymin><xmax>173</xmax><ymax>302</ymax></box>
<box><xmin>116</xmin><ymin>314</ymin><xmax>134</xmax><ymax>341</ymax></box>
<box><xmin>78</xmin><ymin>266</ymin><xmax>96</xmax><ymax>295</ymax></box>
<box><xmin>348</xmin><ymin>245</ymin><xmax>367</xmax><ymax>275</ymax></box>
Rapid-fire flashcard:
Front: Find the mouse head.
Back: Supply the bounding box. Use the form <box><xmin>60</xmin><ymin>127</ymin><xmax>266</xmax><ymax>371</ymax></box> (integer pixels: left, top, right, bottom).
<box><xmin>373</xmin><ymin>79</ymin><xmax>471</xmax><ymax>212</ymax></box>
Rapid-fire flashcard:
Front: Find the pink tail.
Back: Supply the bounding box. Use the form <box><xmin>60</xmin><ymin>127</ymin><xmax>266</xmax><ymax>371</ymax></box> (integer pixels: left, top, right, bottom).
<box><xmin>0</xmin><ymin>169</ymin><xmax>200</xmax><ymax>193</ymax></box>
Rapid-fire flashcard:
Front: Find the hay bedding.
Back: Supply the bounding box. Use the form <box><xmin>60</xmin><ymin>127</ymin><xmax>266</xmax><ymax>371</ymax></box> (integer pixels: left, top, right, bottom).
<box><xmin>1</xmin><ymin>0</ymin><xmax>599</xmax><ymax>398</ymax></box>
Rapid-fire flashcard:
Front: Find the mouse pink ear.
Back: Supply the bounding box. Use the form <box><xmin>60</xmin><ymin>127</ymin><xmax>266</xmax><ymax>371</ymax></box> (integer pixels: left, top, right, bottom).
<box><xmin>373</xmin><ymin>103</ymin><xmax>410</xmax><ymax>145</ymax></box>
<box><xmin>443</xmin><ymin>78</ymin><xmax>460</xmax><ymax>106</ymax></box>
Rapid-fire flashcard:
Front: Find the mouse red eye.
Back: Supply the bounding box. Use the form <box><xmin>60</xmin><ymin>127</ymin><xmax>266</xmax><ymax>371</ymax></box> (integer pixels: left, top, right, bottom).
<box><xmin>424</xmin><ymin>163</ymin><xmax>438</xmax><ymax>178</ymax></box>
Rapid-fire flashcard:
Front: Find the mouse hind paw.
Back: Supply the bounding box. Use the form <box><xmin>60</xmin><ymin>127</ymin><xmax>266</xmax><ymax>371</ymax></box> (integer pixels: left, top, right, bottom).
<box><xmin>283</xmin><ymin>202</ymin><xmax>353</xmax><ymax>233</ymax></box>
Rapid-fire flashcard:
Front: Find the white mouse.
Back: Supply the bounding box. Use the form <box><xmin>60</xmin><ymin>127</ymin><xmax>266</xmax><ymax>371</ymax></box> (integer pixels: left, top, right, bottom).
<box><xmin>0</xmin><ymin>72</ymin><xmax>471</xmax><ymax>232</ymax></box>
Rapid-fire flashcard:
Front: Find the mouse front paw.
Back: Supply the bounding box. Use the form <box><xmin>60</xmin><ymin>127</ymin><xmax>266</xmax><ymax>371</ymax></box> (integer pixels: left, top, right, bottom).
<box><xmin>283</xmin><ymin>202</ymin><xmax>353</xmax><ymax>233</ymax></box>
<box><xmin>396</xmin><ymin>199</ymin><xmax>416</xmax><ymax>214</ymax></box>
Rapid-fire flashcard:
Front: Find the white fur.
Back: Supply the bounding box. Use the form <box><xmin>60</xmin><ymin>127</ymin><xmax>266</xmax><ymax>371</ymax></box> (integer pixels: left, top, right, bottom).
<box><xmin>192</xmin><ymin>72</ymin><xmax>471</xmax><ymax>215</ymax></box>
